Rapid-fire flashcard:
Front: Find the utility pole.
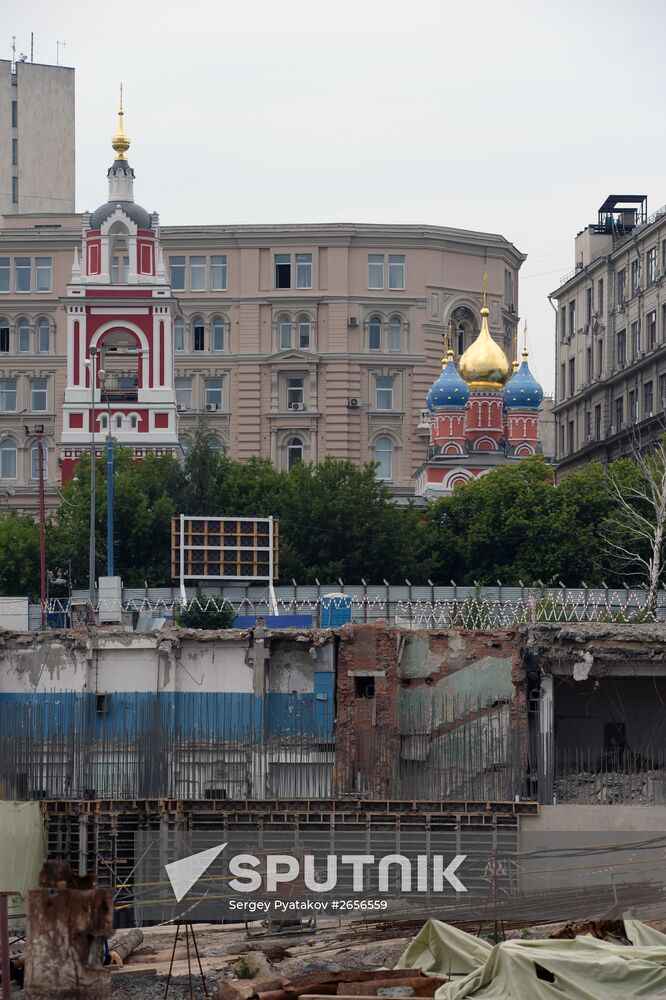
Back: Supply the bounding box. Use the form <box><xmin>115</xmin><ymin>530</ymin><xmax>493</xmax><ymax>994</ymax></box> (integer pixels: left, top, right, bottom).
<box><xmin>98</xmin><ymin>368</ymin><xmax>114</xmax><ymax>576</ymax></box>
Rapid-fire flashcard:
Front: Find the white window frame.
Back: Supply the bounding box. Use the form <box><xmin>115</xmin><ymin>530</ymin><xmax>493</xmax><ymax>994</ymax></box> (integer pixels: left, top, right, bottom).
<box><xmin>192</xmin><ymin>316</ymin><xmax>205</xmax><ymax>352</ymax></box>
<box><xmin>175</xmin><ymin>378</ymin><xmax>192</xmax><ymax>409</ymax></box>
<box><xmin>275</xmin><ymin>254</ymin><xmax>291</xmax><ymax>289</ymax></box>
<box><xmin>375</xmin><ymin>377</ymin><xmax>394</xmax><ymax>411</ymax></box>
<box><xmin>368</xmin><ymin>254</ymin><xmax>384</xmax><ymax>289</ymax></box>
<box><xmin>204</xmin><ymin>377</ymin><xmax>224</xmax><ymax>409</ymax></box>
<box><xmin>374</xmin><ymin>436</ymin><xmax>393</xmax><ymax>479</ymax></box>
<box><xmin>30</xmin><ymin>440</ymin><xmax>47</xmax><ymax>481</ymax></box>
<box><xmin>0</xmin><ymin>258</ymin><xmax>9</xmax><ymax>294</ymax></box>
<box><xmin>15</xmin><ymin>257</ymin><xmax>31</xmax><ymax>293</ymax></box>
<box><xmin>36</xmin><ymin>257</ymin><xmax>52</xmax><ymax>293</ymax></box>
<box><xmin>37</xmin><ymin>318</ymin><xmax>49</xmax><ymax>353</ymax></box>
<box><xmin>287</xmin><ymin>377</ymin><xmax>305</xmax><ymax>409</ymax></box>
<box><xmin>0</xmin><ymin>378</ymin><xmax>17</xmax><ymax>412</ymax></box>
<box><xmin>278</xmin><ymin>313</ymin><xmax>292</xmax><ymax>350</ymax></box>
<box><xmin>297</xmin><ymin>313</ymin><xmax>311</xmax><ymax>349</ymax></box>
<box><xmin>18</xmin><ymin>318</ymin><xmax>30</xmax><ymax>353</ymax></box>
<box><xmin>30</xmin><ymin>379</ymin><xmax>48</xmax><ymax>413</ymax></box>
<box><xmin>287</xmin><ymin>436</ymin><xmax>304</xmax><ymax>469</ymax></box>
<box><xmin>212</xmin><ymin>316</ymin><xmax>226</xmax><ymax>352</ymax></box>
<box><xmin>174</xmin><ymin>318</ymin><xmax>185</xmax><ymax>351</ymax></box>
<box><xmin>169</xmin><ymin>256</ymin><xmax>186</xmax><ymax>291</ymax></box>
<box><xmin>190</xmin><ymin>256</ymin><xmax>206</xmax><ymax>291</ymax></box>
<box><xmin>0</xmin><ymin>438</ymin><xmax>17</xmax><ymax>479</ymax></box>
<box><xmin>368</xmin><ymin>315</ymin><xmax>382</xmax><ymax>351</ymax></box>
<box><xmin>211</xmin><ymin>255</ymin><xmax>228</xmax><ymax>291</ymax></box>
<box><xmin>388</xmin><ymin>254</ymin><xmax>405</xmax><ymax>290</ymax></box>
<box><xmin>296</xmin><ymin>253</ymin><xmax>312</xmax><ymax>289</ymax></box>
<box><xmin>388</xmin><ymin>316</ymin><xmax>401</xmax><ymax>352</ymax></box>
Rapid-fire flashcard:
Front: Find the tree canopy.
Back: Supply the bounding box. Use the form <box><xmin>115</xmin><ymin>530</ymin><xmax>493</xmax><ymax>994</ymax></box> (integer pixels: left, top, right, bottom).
<box><xmin>2</xmin><ymin>421</ymin><xmax>665</xmax><ymax>596</ymax></box>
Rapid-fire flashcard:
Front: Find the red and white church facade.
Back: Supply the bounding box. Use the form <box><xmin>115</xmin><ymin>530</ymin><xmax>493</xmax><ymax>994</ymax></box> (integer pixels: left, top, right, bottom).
<box><xmin>415</xmin><ymin>304</ymin><xmax>543</xmax><ymax>497</ymax></box>
<box><xmin>59</xmin><ymin>106</ymin><xmax>179</xmax><ymax>482</ymax></box>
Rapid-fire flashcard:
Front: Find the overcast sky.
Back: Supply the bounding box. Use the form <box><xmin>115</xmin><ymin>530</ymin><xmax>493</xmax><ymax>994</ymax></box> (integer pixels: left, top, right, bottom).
<box><xmin>11</xmin><ymin>0</ymin><xmax>666</xmax><ymax>393</ymax></box>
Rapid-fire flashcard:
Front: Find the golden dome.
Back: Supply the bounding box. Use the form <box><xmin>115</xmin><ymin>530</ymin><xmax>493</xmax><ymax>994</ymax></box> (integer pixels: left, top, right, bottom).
<box><xmin>111</xmin><ymin>85</ymin><xmax>130</xmax><ymax>161</ymax></box>
<box><xmin>459</xmin><ymin>306</ymin><xmax>511</xmax><ymax>389</ymax></box>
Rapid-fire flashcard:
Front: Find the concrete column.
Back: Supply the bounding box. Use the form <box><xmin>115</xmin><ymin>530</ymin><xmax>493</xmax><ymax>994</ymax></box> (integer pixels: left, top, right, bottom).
<box><xmin>539</xmin><ymin>674</ymin><xmax>554</xmax><ymax>804</ymax></box>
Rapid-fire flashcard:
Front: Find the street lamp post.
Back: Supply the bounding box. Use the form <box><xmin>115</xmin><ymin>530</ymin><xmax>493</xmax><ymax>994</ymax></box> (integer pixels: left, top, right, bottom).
<box><xmin>36</xmin><ymin>427</ymin><xmax>46</xmax><ymax>628</ymax></box>
<box><xmin>98</xmin><ymin>368</ymin><xmax>114</xmax><ymax>577</ymax></box>
<box><xmin>86</xmin><ymin>346</ymin><xmax>98</xmax><ymax>609</ymax></box>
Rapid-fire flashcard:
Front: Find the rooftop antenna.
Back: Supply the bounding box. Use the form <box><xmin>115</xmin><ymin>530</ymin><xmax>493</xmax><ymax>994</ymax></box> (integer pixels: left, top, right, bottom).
<box><xmin>482</xmin><ymin>268</ymin><xmax>488</xmax><ymax>309</ymax></box>
<box><xmin>56</xmin><ymin>39</ymin><xmax>65</xmax><ymax>66</ymax></box>
<box><xmin>30</xmin><ymin>32</ymin><xmax>33</xmax><ymax>62</ymax></box>
<box><xmin>11</xmin><ymin>35</ymin><xmax>15</xmax><ymax>72</ymax></box>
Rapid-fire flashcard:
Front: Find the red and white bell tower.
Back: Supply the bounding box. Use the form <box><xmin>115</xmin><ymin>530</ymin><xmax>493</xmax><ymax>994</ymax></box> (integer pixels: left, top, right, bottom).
<box><xmin>60</xmin><ymin>98</ymin><xmax>179</xmax><ymax>482</ymax></box>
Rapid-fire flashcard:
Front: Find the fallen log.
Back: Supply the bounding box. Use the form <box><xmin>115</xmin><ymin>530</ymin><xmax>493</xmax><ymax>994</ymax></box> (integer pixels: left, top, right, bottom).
<box><xmin>108</xmin><ymin>928</ymin><xmax>144</xmax><ymax>966</ymax></box>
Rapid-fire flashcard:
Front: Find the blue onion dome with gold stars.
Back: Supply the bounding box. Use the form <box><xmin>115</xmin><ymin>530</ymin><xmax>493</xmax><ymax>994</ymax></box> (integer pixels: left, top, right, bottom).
<box><xmin>426</xmin><ymin>349</ymin><xmax>470</xmax><ymax>410</ymax></box>
<box><xmin>503</xmin><ymin>347</ymin><xmax>544</xmax><ymax>409</ymax></box>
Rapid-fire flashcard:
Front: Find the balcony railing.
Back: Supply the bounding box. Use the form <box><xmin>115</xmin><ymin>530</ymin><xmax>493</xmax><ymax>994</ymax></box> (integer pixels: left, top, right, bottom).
<box><xmin>100</xmin><ymin>371</ymin><xmax>138</xmax><ymax>403</ymax></box>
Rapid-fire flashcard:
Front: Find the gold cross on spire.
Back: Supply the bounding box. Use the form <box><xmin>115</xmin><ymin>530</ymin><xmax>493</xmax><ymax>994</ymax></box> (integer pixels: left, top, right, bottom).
<box><xmin>482</xmin><ymin>269</ymin><xmax>489</xmax><ymax>309</ymax></box>
<box><xmin>111</xmin><ymin>83</ymin><xmax>130</xmax><ymax>160</ymax></box>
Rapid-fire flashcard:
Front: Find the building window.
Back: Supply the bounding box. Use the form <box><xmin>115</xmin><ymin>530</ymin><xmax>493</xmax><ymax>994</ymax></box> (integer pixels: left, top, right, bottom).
<box><xmin>568</xmin><ymin>357</ymin><xmax>575</xmax><ymax>396</ymax></box>
<box><xmin>287</xmin><ymin>377</ymin><xmax>305</xmax><ymax>410</ymax></box>
<box><xmin>211</xmin><ymin>255</ymin><xmax>228</xmax><ymax>291</ymax></box>
<box><xmin>115</xmin><ymin>414</ymin><xmax>123</xmax><ymax>429</ymax></box>
<box><xmin>30</xmin><ymin>441</ymin><xmax>47</xmax><ymax>481</ymax></box>
<box><xmin>598</xmin><ymin>278</ymin><xmax>604</xmax><ymax>315</ymax></box>
<box><xmin>631</xmin><ymin>259</ymin><xmax>641</xmax><ymax>294</ymax></box>
<box><xmin>647</xmin><ymin>310</ymin><xmax>657</xmax><ymax>350</ymax></box>
<box><xmin>629</xmin><ymin>389</ymin><xmax>637</xmax><ymax>423</ymax></box>
<box><xmin>568</xmin><ymin>420</ymin><xmax>574</xmax><ymax>453</ymax></box>
<box><xmin>645</xmin><ymin>381</ymin><xmax>654</xmax><ymax>417</ymax></box>
<box><xmin>586</xmin><ymin>287</ymin><xmax>592</xmax><ymax>324</ymax></box>
<box><xmin>0</xmin><ymin>379</ymin><xmax>17</xmax><ymax>412</ymax></box>
<box><xmin>615</xmin><ymin>396</ymin><xmax>624</xmax><ymax>430</ymax></box>
<box><xmin>586</xmin><ymin>346</ymin><xmax>592</xmax><ymax>382</ymax></box>
<box><xmin>192</xmin><ymin>316</ymin><xmax>205</xmax><ymax>351</ymax></box>
<box><xmin>169</xmin><ymin>256</ymin><xmax>185</xmax><ymax>290</ymax></box>
<box><xmin>37</xmin><ymin>318</ymin><xmax>49</xmax><ymax>353</ymax></box>
<box><xmin>18</xmin><ymin>318</ymin><xmax>30</xmax><ymax>352</ymax></box>
<box><xmin>100</xmin><ymin>414</ymin><xmax>108</xmax><ymax>431</ymax></box>
<box><xmin>275</xmin><ymin>254</ymin><xmax>291</xmax><ymax>289</ymax></box>
<box><xmin>661</xmin><ymin>375</ymin><xmax>666</xmax><ymax>411</ymax></box>
<box><xmin>368</xmin><ymin>315</ymin><xmax>382</xmax><ymax>351</ymax></box>
<box><xmin>11</xmin><ymin>138</ymin><xmax>17</xmax><ymax>167</ymax></box>
<box><xmin>631</xmin><ymin>320</ymin><xmax>640</xmax><ymax>358</ymax></box>
<box><xmin>585</xmin><ymin>410</ymin><xmax>591</xmax><ymax>439</ymax></box>
<box><xmin>295</xmin><ymin>254</ymin><xmax>312</xmax><ymax>289</ymax></box>
<box><xmin>0</xmin><ymin>438</ymin><xmax>17</xmax><ymax>479</ymax></box>
<box><xmin>388</xmin><ymin>316</ymin><xmax>401</xmax><ymax>352</ymax></box>
<box><xmin>504</xmin><ymin>269</ymin><xmax>514</xmax><ymax>307</ymax></box>
<box><xmin>11</xmin><ymin>177</ymin><xmax>18</xmax><ymax>205</ymax></box>
<box><xmin>278</xmin><ymin>313</ymin><xmax>292</xmax><ymax>350</ymax></box>
<box><xmin>204</xmin><ymin>378</ymin><xmax>224</xmax><ymax>409</ymax></box>
<box><xmin>559</xmin><ymin>362</ymin><xmax>566</xmax><ymax>400</ymax></box>
<box><xmin>618</xmin><ymin>269</ymin><xmax>627</xmax><ymax>305</ymax></box>
<box><xmin>596</xmin><ymin>337</ymin><xmax>603</xmax><ymax>377</ymax></box>
<box><xmin>617</xmin><ymin>329</ymin><xmax>626</xmax><ymax>365</ymax></box>
<box><xmin>297</xmin><ymin>314</ymin><xmax>311</xmax><ymax>349</ymax></box>
<box><xmin>569</xmin><ymin>300</ymin><xmax>576</xmax><ymax>337</ymax></box>
<box><xmin>388</xmin><ymin>255</ymin><xmax>405</xmax><ymax>290</ymax></box>
<box><xmin>30</xmin><ymin>379</ymin><xmax>48</xmax><ymax>413</ymax></box>
<box><xmin>594</xmin><ymin>404</ymin><xmax>601</xmax><ymax>439</ymax></box>
<box><xmin>647</xmin><ymin>247</ymin><xmax>658</xmax><ymax>284</ymax></box>
<box><xmin>368</xmin><ymin>254</ymin><xmax>384</xmax><ymax>289</ymax></box>
<box><xmin>212</xmin><ymin>316</ymin><xmax>226</xmax><ymax>352</ymax></box>
<box><xmin>11</xmin><ymin>100</ymin><xmax>17</xmax><ymax>127</ymax></box>
<box><xmin>190</xmin><ymin>256</ymin><xmax>206</xmax><ymax>291</ymax></box>
<box><xmin>0</xmin><ymin>319</ymin><xmax>8</xmax><ymax>352</ymax></box>
<box><xmin>15</xmin><ymin>257</ymin><xmax>30</xmax><ymax>293</ymax></box>
<box><xmin>376</xmin><ymin>377</ymin><xmax>394</xmax><ymax>410</ymax></box>
<box><xmin>35</xmin><ymin>257</ymin><xmax>53</xmax><ymax>293</ymax></box>
<box><xmin>374</xmin><ymin>436</ymin><xmax>393</xmax><ymax>479</ymax></box>
<box><xmin>174</xmin><ymin>318</ymin><xmax>185</xmax><ymax>351</ymax></box>
<box><xmin>663</xmin><ymin>303</ymin><xmax>666</xmax><ymax>342</ymax></box>
<box><xmin>558</xmin><ymin>423</ymin><xmax>564</xmax><ymax>457</ymax></box>
<box><xmin>175</xmin><ymin>378</ymin><xmax>192</xmax><ymax>409</ymax></box>
<box><xmin>560</xmin><ymin>306</ymin><xmax>566</xmax><ymax>340</ymax></box>
<box><xmin>287</xmin><ymin>436</ymin><xmax>303</xmax><ymax>469</ymax></box>
<box><xmin>130</xmin><ymin>414</ymin><xmax>138</xmax><ymax>429</ymax></box>
<box><xmin>111</xmin><ymin>255</ymin><xmax>129</xmax><ymax>283</ymax></box>
<box><xmin>0</xmin><ymin>259</ymin><xmax>8</xmax><ymax>293</ymax></box>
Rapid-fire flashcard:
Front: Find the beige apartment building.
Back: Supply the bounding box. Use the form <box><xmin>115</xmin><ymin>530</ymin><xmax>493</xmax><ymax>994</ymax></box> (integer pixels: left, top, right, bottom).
<box><xmin>552</xmin><ymin>195</ymin><xmax>666</xmax><ymax>473</ymax></box>
<box><xmin>0</xmin><ymin>206</ymin><xmax>526</xmax><ymax>511</ymax></box>
<box><xmin>0</xmin><ymin>59</ymin><xmax>75</xmax><ymax>216</ymax></box>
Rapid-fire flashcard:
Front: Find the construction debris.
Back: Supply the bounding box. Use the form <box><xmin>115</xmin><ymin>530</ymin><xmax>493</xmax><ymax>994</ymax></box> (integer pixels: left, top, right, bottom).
<box><xmin>109</xmin><ymin>929</ymin><xmax>144</xmax><ymax>966</ymax></box>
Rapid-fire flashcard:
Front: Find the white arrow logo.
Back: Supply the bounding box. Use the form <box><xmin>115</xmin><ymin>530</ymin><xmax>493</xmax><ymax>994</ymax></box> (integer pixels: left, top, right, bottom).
<box><xmin>165</xmin><ymin>843</ymin><xmax>227</xmax><ymax>902</ymax></box>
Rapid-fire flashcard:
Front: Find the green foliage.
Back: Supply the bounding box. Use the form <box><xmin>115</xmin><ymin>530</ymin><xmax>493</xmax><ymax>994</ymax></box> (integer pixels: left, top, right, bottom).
<box><xmin>0</xmin><ymin>514</ymin><xmax>40</xmax><ymax>597</ymax></box>
<box><xmin>235</xmin><ymin>959</ymin><xmax>258</xmax><ymax>980</ymax></box>
<box><xmin>176</xmin><ymin>586</ymin><xmax>235</xmax><ymax>629</ymax></box>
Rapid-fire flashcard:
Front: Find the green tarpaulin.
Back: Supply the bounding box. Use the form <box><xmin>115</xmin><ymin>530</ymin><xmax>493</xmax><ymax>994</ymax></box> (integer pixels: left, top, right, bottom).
<box><xmin>396</xmin><ymin>918</ymin><xmax>666</xmax><ymax>1000</ymax></box>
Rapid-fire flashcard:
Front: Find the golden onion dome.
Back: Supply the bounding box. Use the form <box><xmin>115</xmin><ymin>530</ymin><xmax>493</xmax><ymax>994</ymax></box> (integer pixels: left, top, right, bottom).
<box><xmin>459</xmin><ymin>306</ymin><xmax>511</xmax><ymax>389</ymax></box>
<box><xmin>111</xmin><ymin>86</ymin><xmax>130</xmax><ymax>161</ymax></box>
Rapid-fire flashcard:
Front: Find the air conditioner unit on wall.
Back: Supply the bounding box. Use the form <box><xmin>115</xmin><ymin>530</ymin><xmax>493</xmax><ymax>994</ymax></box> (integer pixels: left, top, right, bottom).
<box><xmin>205</xmin><ymin>403</ymin><xmax>219</xmax><ymax>412</ymax></box>
<box><xmin>289</xmin><ymin>402</ymin><xmax>305</xmax><ymax>411</ymax></box>
<box><xmin>348</xmin><ymin>317</ymin><xmax>359</xmax><ymax>327</ymax></box>
<box><xmin>348</xmin><ymin>397</ymin><xmax>360</xmax><ymax>408</ymax></box>
<box><xmin>176</xmin><ymin>403</ymin><xmax>187</xmax><ymax>412</ymax></box>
